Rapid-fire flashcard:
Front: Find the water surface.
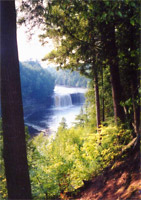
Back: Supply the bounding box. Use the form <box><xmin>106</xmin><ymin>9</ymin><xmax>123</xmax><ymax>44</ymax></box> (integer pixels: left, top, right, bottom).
<box><xmin>25</xmin><ymin>85</ymin><xmax>87</xmax><ymax>134</ymax></box>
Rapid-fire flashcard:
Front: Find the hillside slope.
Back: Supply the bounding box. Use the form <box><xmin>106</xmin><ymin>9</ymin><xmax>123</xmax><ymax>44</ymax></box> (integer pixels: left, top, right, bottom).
<box><xmin>67</xmin><ymin>144</ymin><xmax>140</xmax><ymax>200</ymax></box>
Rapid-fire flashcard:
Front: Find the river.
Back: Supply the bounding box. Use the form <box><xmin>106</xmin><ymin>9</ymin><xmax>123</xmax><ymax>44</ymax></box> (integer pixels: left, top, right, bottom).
<box><xmin>24</xmin><ymin>85</ymin><xmax>87</xmax><ymax>135</ymax></box>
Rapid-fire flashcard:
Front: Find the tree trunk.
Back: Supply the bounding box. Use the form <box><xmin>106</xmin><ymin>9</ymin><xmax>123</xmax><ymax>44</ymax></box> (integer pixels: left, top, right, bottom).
<box><xmin>109</xmin><ymin>59</ymin><xmax>125</xmax><ymax>123</ymax></box>
<box><xmin>131</xmin><ymin>79</ymin><xmax>140</xmax><ymax>136</ymax></box>
<box><xmin>0</xmin><ymin>1</ymin><xmax>32</xmax><ymax>199</ymax></box>
<box><xmin>100</xmin><ymin>23</ymin><xmax>125</xmax><ymax>123</ymax></box>
<box><xmin>129</xmin><ymin>23</ymin><xmax>140</xmax><ymax>136</ymax></box>
<box><xmin>93</xmin><ymin>64</ymin><xmax>101</xmax><ymax>129</ymax></box>
<box><xmin>101</xmin><ymin>66</ymin><xmax>105</xmax><ymax>122</ymax></box>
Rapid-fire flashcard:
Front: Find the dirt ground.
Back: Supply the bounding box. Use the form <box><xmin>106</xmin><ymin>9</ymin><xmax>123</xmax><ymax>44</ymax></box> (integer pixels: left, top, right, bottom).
<box><xmin>66</xmin><ymin>145</ymin><xmax>140</xmax><ymax>200</ymax></box>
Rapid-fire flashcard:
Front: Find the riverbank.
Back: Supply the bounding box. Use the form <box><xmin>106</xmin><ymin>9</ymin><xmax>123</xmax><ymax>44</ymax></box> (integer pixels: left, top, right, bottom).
<box><xmin>26</xmin><ymin>124</ymin><xmax>52</xmax><ymax>138</ymax></box>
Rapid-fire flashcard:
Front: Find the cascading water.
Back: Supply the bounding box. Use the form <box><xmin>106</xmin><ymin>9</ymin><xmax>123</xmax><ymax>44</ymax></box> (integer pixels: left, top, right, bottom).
<box><xmin>25</xmin><ymin>85</ymin><xmax>87</xmax><ymax>134</ymax></box>
<box><xmin>53</xmin><ymin>85</ymin><xmax>86</xmax><ymax>108</ymax></box>
<box><xmin>54</xmin><ymin>94</ymin><xmax>72</xmax><ymax>107</ymax></box>
<box><xmin>71</xmin><ymin>93</ymin><xmax>85</xmax><ymax>105</ymax></box>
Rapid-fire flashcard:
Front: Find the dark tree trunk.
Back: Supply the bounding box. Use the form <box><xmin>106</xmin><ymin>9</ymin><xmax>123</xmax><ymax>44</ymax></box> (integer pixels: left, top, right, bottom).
<box><xmin>100</xmin><ymin>23</ymin><xmax>125</xmax><ymax>123</ymax></box>
<box><xmin>129</xmin><ymin>23</ymin><xmax>140</xmax><ymax>136</ymax></box>
<box><xmin>109</xmin><ymin>59</ymin><xmax>125</xmax><ymax>123</ymax></box>
<box><xmin>93</xmin><ymin>64</ymin><xmax>101</xmax><ymax>129</ymax></box>
<box><xmin>0</xmin><ymin>1</ymin><xmax>32</xmax><ymax>199</ymax></box>
<box><xmin>131</xmin><ymin>77</ymin><xmax>140</xmax><ymax>136</ymax></box>
<box><xmin>101</xmin><ymin>66</ymin><xmax>105</xmax><ymax>122</ymax></box>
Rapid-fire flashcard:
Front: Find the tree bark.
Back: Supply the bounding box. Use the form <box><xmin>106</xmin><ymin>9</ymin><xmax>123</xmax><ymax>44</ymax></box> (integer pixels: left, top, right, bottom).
<box><xmin>93</xmin><ymin>64</ymin><xmax>101</xmax><ymax>129</ymax></box>
<box><xmin>129</xmin><ymin>23</ymin><xmax>140</xmax><ymax>136</ymax></box>
<box><xmin>131</xmin><ymin>78</ymin><xmax>140</xmax><ymax>136</ymax></box>
<box><xmin>0</xmin><ymin>1</ymin><xmax>32</xmax><ymax>199</ymax></box>
<box><xmin>100</xmin><ymin>23</ymin><xmax>125</xmax><ymax>123</ymax></box>
<box><xmin>101</xmin><ymin>66</ymin><xmax>105</xmax><ymax>122</ymax></box>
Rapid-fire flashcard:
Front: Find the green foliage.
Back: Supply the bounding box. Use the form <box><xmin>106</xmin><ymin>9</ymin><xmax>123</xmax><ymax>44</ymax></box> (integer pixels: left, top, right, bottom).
<box><xmin>59</xmin><ymin>117</ymin><xmax>68</xmax><ymax>129</ymax></box>
<box><xmin>0</xmin><ymin>116</ymin><xmax>134</xmax><ymax>200</ymax></box>
<box><xmin>0</xmin><ymin>120</ymin><xmax>7</xmax><ymax>199</ymax></box>
<box><xmin>74</xmin><ymin>108</ymin><xmax>88</xmax><ymax>128</ymax></box>
<box><xmin>27</xmin><ymin>123</ymin><xmax>132</xmax><ymax>199</ymax></box>
<box><xmin>41</xmin><ymin>0</ymin><xmax>139</xmax><ymax>127</ymax></box>
<box><xmin>99</xmin><ymin>66</ymin><xmax>113</xmax><ymax>119</ymax></box>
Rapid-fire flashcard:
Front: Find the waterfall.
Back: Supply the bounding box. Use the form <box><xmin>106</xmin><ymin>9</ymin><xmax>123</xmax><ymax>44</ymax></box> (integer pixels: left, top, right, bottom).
<box><xmin>53</xmin><ymin>85</ymin><xmax>86</xmax><ymax>108</ymax></box>
<box><xmin>54</xmin><ymin>94</ymin><xmax>72</xmax><ymax>107</ymax></box>
<box><xmin>53</xmin><ymin>93</ymin><xmax>85</xmax><ymax>108</ymax></box>
<box><xmin>24</xmin><ymin>85</ymin><xmax>87</xmax><ymax>134</ymax></box>
<box><xmin>71</xmin><ymin>93</ymin><xmax>85</xmax><ymax>105</ymax></box>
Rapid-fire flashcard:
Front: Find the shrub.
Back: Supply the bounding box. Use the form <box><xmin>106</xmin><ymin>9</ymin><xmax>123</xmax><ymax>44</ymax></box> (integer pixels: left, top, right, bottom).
<box><xmin>27</xmin><ymin>123</ymin><xmax>132</xmax><ymax>199</ymax></box>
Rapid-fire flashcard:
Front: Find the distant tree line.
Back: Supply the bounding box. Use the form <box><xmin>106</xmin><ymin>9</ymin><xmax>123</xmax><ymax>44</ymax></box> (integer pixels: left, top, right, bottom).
<box><xmin>20</xmin><ymin>61</ymin><xmax>88</xmax><ymax>109</ymax></box>
<box><xmin>47</xmin><ymin>67</ymin><xmax>89</xmax><ymax>88</ymax></box>
<box><xmin>20</xmin><ymin>61</ymin><xmax>55</xmax><ymax>104</ymax></box>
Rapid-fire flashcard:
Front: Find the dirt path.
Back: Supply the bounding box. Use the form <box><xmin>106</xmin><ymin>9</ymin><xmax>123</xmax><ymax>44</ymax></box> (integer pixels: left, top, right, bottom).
<box><xmin>67</xmin><ymin>147</ymin><xmax>140</xmax><ymax>200</ymax></box>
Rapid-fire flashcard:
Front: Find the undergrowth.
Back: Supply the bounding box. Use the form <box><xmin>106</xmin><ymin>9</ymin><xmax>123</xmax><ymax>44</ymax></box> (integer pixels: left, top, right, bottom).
<box><xmin>0</xmin><ymin>118</ymin><xmax>133</xmax><ymax>199</ymax></box>
<box><xmin>27</xmin><ymin>123</ymin><xmax>132</xmax><ymax>199</ymax></box>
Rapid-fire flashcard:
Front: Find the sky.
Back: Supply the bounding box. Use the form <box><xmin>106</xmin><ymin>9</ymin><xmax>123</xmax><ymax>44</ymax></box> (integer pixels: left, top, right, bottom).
<box><xmin>17</xmin><ymin>25</ymin><xmax>54</xmax><ymax>68</ymax></box>
<box><xmin>16</xmin><ymin>0</ymin><xmax>54</xmax><ymax>68</ymax></box>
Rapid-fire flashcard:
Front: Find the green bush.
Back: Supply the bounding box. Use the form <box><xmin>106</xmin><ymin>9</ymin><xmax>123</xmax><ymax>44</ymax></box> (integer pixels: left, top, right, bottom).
<box><xmin>0</xmin><ymin>120</ymin><xmax>7</xmax><ymax>199</ymax></box>
<box><xmin>27</xmin><ymin>123</ymin><xmax>132</xmax><ymax>199</ymax></box>
<box><xmin>0</xmin><ymin>117</ymin><xmax>133</xmax><ymax>199</ymax></box>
